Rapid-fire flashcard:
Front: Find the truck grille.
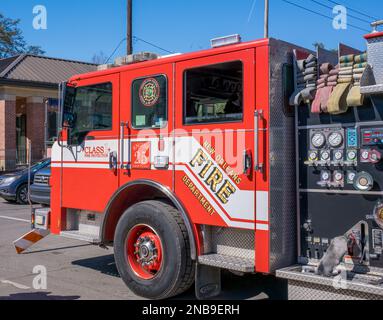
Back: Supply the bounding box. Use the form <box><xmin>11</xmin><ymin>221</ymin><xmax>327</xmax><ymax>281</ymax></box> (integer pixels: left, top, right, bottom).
<box><xmin>34</xmin><ymin>175</ymin><xmax>49</xmax><ymax>185</ymax></box>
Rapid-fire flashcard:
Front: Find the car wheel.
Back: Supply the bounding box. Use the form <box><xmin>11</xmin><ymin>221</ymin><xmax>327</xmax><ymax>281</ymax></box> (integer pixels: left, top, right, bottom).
<box><xmin>16</xmin><ymin>184</ymin><xmax>29</xmax><ymax>204</ymax></box>
<box><xmin>114</xmin><ymin>200</ymin><xmax>195</xmax><ymax>300</ymax></box>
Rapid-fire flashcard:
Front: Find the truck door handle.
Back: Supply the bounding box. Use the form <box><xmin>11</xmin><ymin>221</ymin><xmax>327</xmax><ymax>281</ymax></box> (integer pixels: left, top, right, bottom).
<box><xmin>109</xmin><ymin>151</ymin><xmax>118</xmax><ymax>171</ymax></box>
<box><xmin>243</xmin><ymin>149</ymin><xmax>252</xmax><ymax>176</ymax></box>
<box><xmin>254</xmin><ymin>110</ymin><xmax>264</xmax><ymax>174</ymax></box>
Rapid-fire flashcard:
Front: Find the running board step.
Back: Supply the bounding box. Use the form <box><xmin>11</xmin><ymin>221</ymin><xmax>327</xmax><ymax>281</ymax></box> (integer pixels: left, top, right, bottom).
<box><xmin>198</xmin><ymin>254</ymin><xmax>254</xmax><ymax>273</ymax></box>
<box><xmin>60</xmin><ymin>231</ymin><xmax>100</xmax><ymax>244</ymax></box>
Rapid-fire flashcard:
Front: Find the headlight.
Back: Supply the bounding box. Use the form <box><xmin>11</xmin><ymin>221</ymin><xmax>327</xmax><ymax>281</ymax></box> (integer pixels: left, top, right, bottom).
<box><xmin>1</xmin><ymin>176</ymin><xmax>20</xmax><ymax>185</ymax></box>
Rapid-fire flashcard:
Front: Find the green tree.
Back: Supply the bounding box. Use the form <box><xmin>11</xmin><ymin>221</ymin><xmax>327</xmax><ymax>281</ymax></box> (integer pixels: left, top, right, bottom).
<box><xmin>0</xmin><ymin>13</ymin><xmax>44</xmax><ymax>58</ymax></box>
<box><xmin>313</xmin><ymin>42</ymin><xmax>325</xmax><ymax>50</ymax></box>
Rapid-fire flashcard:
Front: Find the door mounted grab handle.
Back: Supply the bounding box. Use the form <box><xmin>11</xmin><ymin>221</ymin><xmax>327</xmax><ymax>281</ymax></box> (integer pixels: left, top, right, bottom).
<box><xmin>254</xmin><ymin>110</ymin><xmax>264</xmax><ymax>174</ymax></box>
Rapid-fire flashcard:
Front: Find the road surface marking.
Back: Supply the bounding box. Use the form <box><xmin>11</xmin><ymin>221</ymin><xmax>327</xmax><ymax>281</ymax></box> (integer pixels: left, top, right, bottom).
<box><xmin>0</xmin><ymin>215</ymin><xmax>30</xmax><ymax>223</ymax></box>
<box><xmin>1</xmin><ymin>280</ymin><xmax>30</xmax><ymax>290</ymax></box>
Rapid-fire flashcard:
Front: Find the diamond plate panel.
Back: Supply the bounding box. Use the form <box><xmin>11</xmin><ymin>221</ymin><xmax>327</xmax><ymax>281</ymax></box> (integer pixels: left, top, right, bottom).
<box><xmin>198</xmin><ymin>254</ymin><xmax>254</xmax><ymax>273</ymax></box>
<box><xmin>202</xmin><ymin>226</ymin><xmax>255</xmax><ymax>260</ymax></box>
<box><xmin>287</xmin><ymin>280</ymin><xmax>382</xmax><ymax>300</ymax></box>
<box><xmin>277</xmin><ymin>265</ymin><xmax>383</xmax><ymax>300</ymax></box>
<box><xmin>268</xmin><ymin>39</ymin><xmax>301</xmax><ymax>271</ymax></box>
<box><xmin>367</xmin><ymin>36</ymin><xmax>383</xmax><ymax>84</ymax></box>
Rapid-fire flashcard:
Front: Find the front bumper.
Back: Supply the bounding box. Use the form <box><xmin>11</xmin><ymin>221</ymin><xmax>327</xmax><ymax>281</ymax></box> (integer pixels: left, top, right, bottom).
<box><xmin>30</xmin><ymin>184</ymin><xmax>50</xmax><ymax>205</ymax></box>
<box><xmin>0</xmin><ymin>186</ymin><xmax>16</xmax><ymax>201</ymax></box>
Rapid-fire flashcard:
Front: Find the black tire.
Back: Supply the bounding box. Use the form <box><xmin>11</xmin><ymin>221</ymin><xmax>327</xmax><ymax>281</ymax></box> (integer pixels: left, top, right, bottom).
<box><xmin>114</xmin><ymin>200</ymin><xmax>195</xmax><ymax>300</ymax></box>
<box><xmin>16</xmin><ymin>184</ymin><xmax>28</xmax><ymax>204</ymax></box>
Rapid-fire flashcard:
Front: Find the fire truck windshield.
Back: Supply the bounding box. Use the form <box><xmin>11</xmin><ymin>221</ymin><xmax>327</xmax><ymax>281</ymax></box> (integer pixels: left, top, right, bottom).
<box><xmin>63</xmin><ymin>82</ymin><xmax>112</xmax><ymax>145</ymax></box>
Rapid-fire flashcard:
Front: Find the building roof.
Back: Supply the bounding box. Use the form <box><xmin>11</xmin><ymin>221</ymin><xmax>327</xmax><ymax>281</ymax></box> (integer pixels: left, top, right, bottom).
<box><xmin>0</xmin><ymin>54</ymin><xmax>97</xmax><ymax>88</ymax></box>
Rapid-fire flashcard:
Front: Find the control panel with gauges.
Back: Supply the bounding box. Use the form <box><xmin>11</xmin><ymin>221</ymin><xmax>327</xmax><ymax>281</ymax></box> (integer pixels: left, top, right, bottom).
<box><xmin>297</xmin><ymin>100</ymin><xmax>383</xmax><ymax>269</ymax></box>
<box><xmin>303</xmin><ymin>126</ymin><xmax>383</xmax><ymax>191</ymax></box>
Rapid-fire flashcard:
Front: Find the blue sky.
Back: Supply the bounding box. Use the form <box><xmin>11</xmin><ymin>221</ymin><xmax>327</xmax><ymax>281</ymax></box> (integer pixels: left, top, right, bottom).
<box><xmin>1</xmin><ymin>0</ymin><xmax>381</xmax><ymax>63</ymax></box>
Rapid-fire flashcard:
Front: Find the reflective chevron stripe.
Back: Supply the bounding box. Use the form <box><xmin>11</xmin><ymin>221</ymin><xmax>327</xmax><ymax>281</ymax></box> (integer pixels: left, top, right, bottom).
<box><xmin>13</xmin><ymin>229</ymin><xmax>50</xmax><ymax>254</ymax></box>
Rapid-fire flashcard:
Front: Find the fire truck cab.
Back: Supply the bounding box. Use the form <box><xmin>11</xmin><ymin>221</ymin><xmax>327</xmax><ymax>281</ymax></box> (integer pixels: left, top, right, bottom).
<box><xmin>46</xmin><ymin>36</ymin><xmax>297</xmax><ymax>299</ymax></box>
<box><xmin>24</xmin><ymin>29</ymin><xmax>383</xmax><ymax>300</ymax></box>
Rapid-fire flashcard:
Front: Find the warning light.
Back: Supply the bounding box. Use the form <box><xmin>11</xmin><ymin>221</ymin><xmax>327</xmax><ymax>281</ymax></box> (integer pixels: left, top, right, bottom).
<box><xmin>211</xmin><ymin>34</ymin><xmax>242</xmax><ymax>48</ymax></box>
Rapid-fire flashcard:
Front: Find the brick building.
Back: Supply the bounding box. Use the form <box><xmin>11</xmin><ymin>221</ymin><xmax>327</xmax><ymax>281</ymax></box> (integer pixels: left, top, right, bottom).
<box><xmin>0</xmin><ymin>54</ymin><xmax>96</xmax><ymax>171</ymax></box>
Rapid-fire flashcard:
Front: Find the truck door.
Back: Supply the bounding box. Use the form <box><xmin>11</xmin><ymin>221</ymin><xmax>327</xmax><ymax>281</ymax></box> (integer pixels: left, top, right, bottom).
<box><xmin>174</xmin><ymin>49</ymin><xmax>257</xmax><ymax>230</ymax></box>
<box><xmin>119</xmin><ymin>63</ymin><xmax>173</xmax><ymax>187</ymax></box>
<box><xmin>59</xmin><ymin>74</ymin><xmax>120</xmax><ymax>212</ymax></box>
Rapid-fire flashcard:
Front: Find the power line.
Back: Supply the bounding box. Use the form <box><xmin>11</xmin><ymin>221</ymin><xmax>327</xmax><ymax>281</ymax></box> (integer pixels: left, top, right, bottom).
<box><xmin>281</xmin><ymin>0</ymin><xmax>370</xmax><ymax>33</ymax></box>
<box><xmin>247</xmin><ymin>0</ymin><xmax>257</xmax><ymax>23</ymax></box>
<box><xmin>310</xmin><ymin>0</ymin><xmax>371</xmax><ymax>25</ymax></box>
<box><xmin>105</xmin><ymin>38</ymin><xmax>127</xmax><ymax>64</ymax></box>
<box><xmin>326</xmin><ymin>0</ymin><xmax>379</xmax><ymax>21</ymax></box>
<box><xmin>133</xmin><ymin>36</ymin><xmax>175</xmax><ymax>54</ymax></box>
<box><xmin>104</xmin><ymin>36</ymin><xmax>174</xmax><ymax>64</ymax></box>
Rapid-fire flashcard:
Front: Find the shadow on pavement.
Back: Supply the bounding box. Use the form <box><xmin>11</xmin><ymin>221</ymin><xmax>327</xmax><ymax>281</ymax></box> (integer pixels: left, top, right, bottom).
<box><xmin>72</xmin><ymin>254</ymin><xmax>288</xmax><ymax>300</ymax></box>
<box><xmin>72</xmin><ymin>254</ymin><xmax>120</xmax><ymax>278</ymax></box>
<box><xmin>0</xmin><ymin>292</ymin><xmax>80</xmax><ymax>300</ymax></box>
<box><xmin>24</xmin><ymin>244</ymin><xmax>93</xmax><ymax>255</ymax></box>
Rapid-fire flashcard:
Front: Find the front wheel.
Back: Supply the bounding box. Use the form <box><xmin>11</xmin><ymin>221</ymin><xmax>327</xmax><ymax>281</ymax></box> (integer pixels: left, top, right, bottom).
<box><xmin>16</xmin><ymin>184</ymin><xmax>28</xmax><ymax>204</ymax></box>
<box><xmin>114</xmin><ymin>200</ymin><xmax>195</xmax><ymax>299</ymax></box>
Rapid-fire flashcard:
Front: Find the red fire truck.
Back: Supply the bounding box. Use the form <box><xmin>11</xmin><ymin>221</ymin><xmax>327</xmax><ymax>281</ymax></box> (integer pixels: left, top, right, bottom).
<box><xmin>17</xmin><ymin>29</ymin><xmax>383</xmax><ymax>300</ymax></box>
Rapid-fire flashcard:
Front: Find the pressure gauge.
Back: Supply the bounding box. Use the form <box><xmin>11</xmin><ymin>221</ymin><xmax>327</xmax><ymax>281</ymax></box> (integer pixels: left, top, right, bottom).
<box><xmin>346</xmin><ymin>171</ymin><xmax>357</xmax><ymax>184</ymax></box>
<box><xmin>334</xmin><ymin>150</ymin><xmax>343</xmax><ymax>161</ymax></box>
<box><xmin>328</xmin><ymin>132</ymin><xmax>343</xmax><ymax>148</ymax></box>
<box><xmin>361</xmin><ymin>150</ymin><xmax>370</xmax><ymax>162</ymax></box>
<box><xmin>311</xmin><ymin>133</ymin><xmax>326</xmax><ymax>149</ymax></box>
<box><xmin>308</xmin><ymin>151</ymin><xmax>318</xmax><ymax>162</ymax></box>
<box><xmin>321</xmin><ymin>171</ymin><xmax>330</xmax><ymax>181</ymax></box>
<box><xmin>334</xmin><ymin>171</ymin><xmax>344</xmax><ymax>182</ymax></box>
<box><xmin>347</xmin><ymin>150</ymin><xmax>357</xmax><ymax>161</ymax></box>
<box><xmin>321</xmin><ymin>151</ymin><xmax>330</xmax><ymax>161</ymax></box>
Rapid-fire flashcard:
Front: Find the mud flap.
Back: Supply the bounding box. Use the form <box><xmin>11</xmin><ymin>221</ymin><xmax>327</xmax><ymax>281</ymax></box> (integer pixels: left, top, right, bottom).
<box><xmin>13</xmin><ymin>229</ymin><xmax>50</xmax><ymax>254</ymax></box>
<box><xmin>195</xmin><ymin>264</ymin><xmax>221</xmax><ymax>300</ymax></box>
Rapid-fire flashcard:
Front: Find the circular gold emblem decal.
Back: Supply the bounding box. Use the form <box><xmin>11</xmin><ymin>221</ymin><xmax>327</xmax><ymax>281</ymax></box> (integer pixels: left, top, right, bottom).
<box><xmin>139</xmin><ymin>78</ymin><xmax>160</xmax><ymax>107</ymax></box>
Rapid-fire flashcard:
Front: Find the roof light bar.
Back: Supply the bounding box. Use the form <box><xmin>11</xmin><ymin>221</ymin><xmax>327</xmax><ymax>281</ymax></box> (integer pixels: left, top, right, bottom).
<box><xmin>210</xmin><ymin>34</ymin><xmax>242</xmax><ymax>48</ymax></box>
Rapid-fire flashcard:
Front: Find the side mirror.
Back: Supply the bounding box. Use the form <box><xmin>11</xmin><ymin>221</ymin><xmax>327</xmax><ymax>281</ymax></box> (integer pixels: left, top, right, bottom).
<box><xmin>63</xmin><ymin>111</ymin><xmax>76</xmax><ymax>129</ymax></box>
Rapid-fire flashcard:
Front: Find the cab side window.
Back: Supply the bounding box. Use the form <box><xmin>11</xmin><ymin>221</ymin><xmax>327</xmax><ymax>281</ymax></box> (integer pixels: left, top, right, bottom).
<box><xmin>184</xmin><ymin>61</ymin><xmax>243</xmax><ymax>125</ymax></box>
<box><xmin>132</xmin><ymin>75</ymin><xmax>168</xmax><ymax>128</ymax></box>
<box><xmin>71</xmin><ymin>82</ymin><xmax>113</xmax><ymax>132</ymax></box>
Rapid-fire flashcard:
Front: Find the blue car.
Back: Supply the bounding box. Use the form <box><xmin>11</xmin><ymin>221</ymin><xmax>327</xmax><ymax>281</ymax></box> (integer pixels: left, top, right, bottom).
<box><xmin>30</xmin><ymin>166</ymin><xmax>51</xmax><ymax>206</ymax></box>
<box><xmin>0</xmin><ymin>158</ymin><xmax>51</xmax><ymax>204</ymax></box>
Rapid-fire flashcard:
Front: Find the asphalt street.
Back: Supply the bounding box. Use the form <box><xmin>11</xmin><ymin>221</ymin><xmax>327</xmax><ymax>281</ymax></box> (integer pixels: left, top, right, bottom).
<box><xmin>0</xmin><ymin>198</ymin><xmax>287</xmax><ymax>300</ymax></box>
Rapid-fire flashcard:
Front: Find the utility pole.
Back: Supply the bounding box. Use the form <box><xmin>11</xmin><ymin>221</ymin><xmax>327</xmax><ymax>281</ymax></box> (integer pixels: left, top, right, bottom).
<box><xmin>264</xmin><ymin>0</ymin><xmax>269</xmax><ymax>38</ymax></box>
<box><xmin>127</xmin><ymin>0</ymin><xmax>133</xmax><ymax>55</ymax></box>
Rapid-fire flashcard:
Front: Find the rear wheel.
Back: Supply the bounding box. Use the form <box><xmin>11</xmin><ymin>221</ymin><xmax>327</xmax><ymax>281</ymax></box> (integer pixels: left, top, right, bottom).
<box><xmin>114</xmin><ymin>200</ymin><xmax>195</xmax><ymax>299</ymax></box>
<box><xmin>16</xmin><ymin>184</ymin><xmax>28</xmax><ymax>204</ymax></box>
